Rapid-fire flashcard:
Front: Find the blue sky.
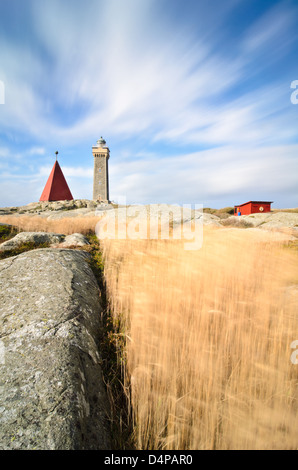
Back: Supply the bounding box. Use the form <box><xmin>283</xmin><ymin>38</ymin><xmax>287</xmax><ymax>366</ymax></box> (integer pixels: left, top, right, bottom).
<box><xmin>0</xmin><ymin>0</ymin><xmax>297</xmax><ymax>208</ymax></box>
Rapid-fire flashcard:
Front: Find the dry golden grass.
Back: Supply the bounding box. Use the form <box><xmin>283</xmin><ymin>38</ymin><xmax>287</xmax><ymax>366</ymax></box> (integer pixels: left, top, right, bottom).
<box><xmin>0</xmin><ymin>215</ymin><xmax>101</xmax><ymax>235</ymax></box>
<box><xmin>1</xmin><ymin>214</ymin><xmax>297</xmax><ymax>449</ymax></box>
<box><xmin>101</xmin><ymin>228</ymin><xmax>298</xmax><ymax>450</ymax></box>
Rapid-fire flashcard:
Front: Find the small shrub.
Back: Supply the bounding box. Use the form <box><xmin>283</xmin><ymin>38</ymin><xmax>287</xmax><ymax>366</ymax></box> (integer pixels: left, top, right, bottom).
<box><xmin>204</xmin><ymin>207</ymin><xmax>235</xmax><ymax>219</ymax></box>
<box><xmin>221</xmin><ymin>217</ymin><xmax>253</xmax><ymax>228</ymax></box>
<box><xmin>0</xmin><ymin>225</ymin><xmax>18</xmax><ymax>242</ymax></box>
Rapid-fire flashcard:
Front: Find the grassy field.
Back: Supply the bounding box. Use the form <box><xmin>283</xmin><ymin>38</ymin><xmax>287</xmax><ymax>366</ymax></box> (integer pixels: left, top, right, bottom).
<box><xmin>0</xmin><ymin>215</ymin><xmax>101</xmax><ymax>235</ymax></box>
<box><xmin>0</xmin><ymin>214</ymin><xmax>297</xmax><ymax>449</ymax></box>
<box><xmin>101</xmin><ymin>230</ymin><xmax>298</xmax><ymax>450</ymax></box>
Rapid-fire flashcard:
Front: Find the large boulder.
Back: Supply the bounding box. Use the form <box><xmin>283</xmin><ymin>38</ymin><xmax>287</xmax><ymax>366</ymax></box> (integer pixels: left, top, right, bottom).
<box><xmin>222</xmin><ymin>212</ymin><xmax>298</xmax><ymax>232</ymax></box>
<box><xmin>95</xmin><ymin>205</ymin><xmax>222</xmax><ymax>240</ymax></box>
<box><xmin>229</xmin><ymin>212</ymin><xmax>298</xmax><ymax>229</ymax></box>
<box><xmin>0</xmin><ymin>249</ymin><xmax>111</xmax><ymax>450</ymax></box>
<box><xmin>0</xmin><ymin>232</ymin><xmax>65</xmax><ymax>252</ymax></box>
<box><xmin>46</xmin><ymin>208</ymin><xmax>97</xmax><ymax>220</ymax></box>
<box><xmin>0</xmin><ymin>200</ymin><xmax>112</xmax><ymax>219</ymax></box>
<box><xmin>256</xmin><ymin>211</ymin><xmax>298</xmax><ymax>229</ymax></box>
<box><xmin>59</xmin><ymin>233</ymin><xmax>90</xmax><ymax>247</ymax></box>
<box><xmin>95</xmin><ymin>204</ymin><xmax>222</xmax><ymax>228</ymax></box>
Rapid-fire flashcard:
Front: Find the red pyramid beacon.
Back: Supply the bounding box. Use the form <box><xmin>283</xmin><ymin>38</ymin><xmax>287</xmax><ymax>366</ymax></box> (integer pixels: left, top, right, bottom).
<box><xmin>39</xmin><ymin>151</ymin><xmax>73</xmax><ymax>201</ymax></box>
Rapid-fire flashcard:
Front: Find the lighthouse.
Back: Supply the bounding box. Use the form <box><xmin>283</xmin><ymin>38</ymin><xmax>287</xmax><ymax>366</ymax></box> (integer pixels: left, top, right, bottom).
<box><xmin>92</xmin><ymin>137</ymin><xmax>110</xmax><ymax>202</ymax></box>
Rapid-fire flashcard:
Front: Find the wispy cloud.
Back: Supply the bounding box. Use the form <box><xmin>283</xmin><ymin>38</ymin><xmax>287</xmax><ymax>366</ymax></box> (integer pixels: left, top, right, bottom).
<box><xmin>56</xmin><ymin>1</ymin><xmax>293</xmax><ymax>147</ymax></box>
<box><xmin>3</xmin><ymin>0</ymin><xmax>294</xmax><ymax>146</ymax></box>
<box><xmin>242</xmin><ymin>2</ymin><xmax>295</xmax><ymax>55</ymax></box>
<box><xmin>109</xmin><ymin>144</ymin><xmax>298</xmax><ymax>205</ymax></box>
<box><xmin>0</xmin><ymin>0</ymin><xmax>297</xmax><ymax>207</ymax></box>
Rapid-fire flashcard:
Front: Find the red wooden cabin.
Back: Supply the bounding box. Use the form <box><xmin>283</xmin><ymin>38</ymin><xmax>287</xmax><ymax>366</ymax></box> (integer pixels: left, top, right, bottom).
<box><xmin>234</xmin><ymin>201</ymin><xmax>272</xmax><ymax>216</ymax></box>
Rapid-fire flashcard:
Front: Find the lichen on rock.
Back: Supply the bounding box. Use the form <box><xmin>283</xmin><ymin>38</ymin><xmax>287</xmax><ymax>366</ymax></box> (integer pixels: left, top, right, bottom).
<box><xmin>0</xmin><ymin>248</ymin><xmax>111</xmax><ymax>450</ymax></box>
